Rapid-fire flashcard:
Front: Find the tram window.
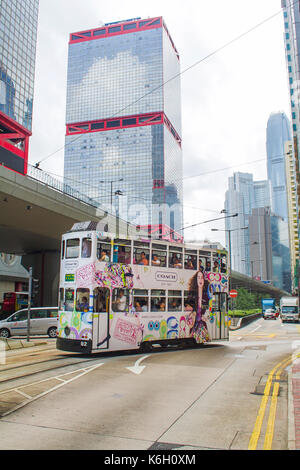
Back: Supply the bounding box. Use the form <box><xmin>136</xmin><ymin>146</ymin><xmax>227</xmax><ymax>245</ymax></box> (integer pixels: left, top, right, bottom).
<box><xmin>199</xmin><ymin>256</ymin><xmax>211</xmax><ymax>272</ymax></box>
<box><xmin>184</xmin><ymin>250</ymin><xmax>197</xmax><ymax>270</ymax></box>
<box><xmin>112</xmin><ymin>288</ymin><xmax>129</xmax><ymax>312</ymax></box>
<box><xmin>59</xmin><ymin>288</ymin><xmax>64</xmax><ymax>310</ymax></box>
<box><xmin>76</xmin><ymin>288</ymin><xmax>90</xmax><ymax>312</ymax></box>
<box><xmin>82</xmin><ymin>237</ymin><xmax>92</xmax><ymax>258</ymax></box>
<box><xmin>133</xmin><ymin>241</ymin><xmax>150</xmax><ymax>266</ymax></box>
<box><xmin>133</xmin><ymin>289</ymin><xmax>149</xmax><ymax>312</ymax></box>
<box><xmin>65</xmin><ymin>288</ymin><xmax>74</xmax><ymax>311</ymax></box>
<box><xmin>97</xmin><ymin>240</ymin><xmax>111</xmax><ymax>262</ymax></box>
<box><xmin>151</xmin><ymin>243</ymin><xmax>167</xmax><ymax>267</ymax></box>
<box><xmin>66</xmin><ymin>239</ymin><xmax>80</xmax><ymax>258</ymax></box>
<box><xmin>151</xmin><ymin>290</ymin><xmax>166</xmax><ymax>312</ymax></box>
<box><xmin>184</xmin><ymin>291</ymin><xmax>196</xmax><ymax>312</ymax></box>
<box><xmin>169</xmin><ymin>249</ymin><xmax>183</xmax><ymax>269</ymax></box>
<box><xmin>212</xmin><ymin>257</ymin><xmax>220</xmax><ymax>272</ymax></box>
<box><xmin>168</xmin><ymin>290</ymin><xmax>182</xmax><ymax>311</ymax></box>
<box><xmin>61</xmin><ymin>240</ymin><xmax>65</xmax><ymax>259</ymax></box>
<box><xmin>220</xmin><ymin>255</ymin><xmax>227</xmax><ymax>273</ymax></box>
<box><xmin>113</xmin><ymin>239</ymin><xmax>131</xmax><ymax>264</ymax></box>
<box><xmin>198</xmin><ymin>256</ymin><xmax>205</xmax><ymax>271</ymax></box>
<box><xmin>93</xmin><ymin>287</ymin><xmax>109</xmax><ymax>312</ymax></box>
<box><xmin>211</xmin><ymin>295</ymin><xmax>218</xmax><ymax>312</ymax></box>
<box><xmin>211</xmin><ymin>293</ymin><xmax>225</xmax><ymax>312</ymax></box>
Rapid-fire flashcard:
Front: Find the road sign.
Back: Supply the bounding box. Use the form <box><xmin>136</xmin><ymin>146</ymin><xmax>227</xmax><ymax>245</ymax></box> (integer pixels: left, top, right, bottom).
<box><xmin>229</xmin><ymin>289</ymin><xmax>238</xmax><ymax>298</ymax></box>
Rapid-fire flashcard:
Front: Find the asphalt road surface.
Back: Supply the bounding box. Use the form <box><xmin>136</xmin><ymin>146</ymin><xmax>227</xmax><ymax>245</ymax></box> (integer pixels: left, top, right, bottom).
<box><xmin>0</xmin><ymin>316</ymin><xmax>299</xmax><ymax>450</ymax></box>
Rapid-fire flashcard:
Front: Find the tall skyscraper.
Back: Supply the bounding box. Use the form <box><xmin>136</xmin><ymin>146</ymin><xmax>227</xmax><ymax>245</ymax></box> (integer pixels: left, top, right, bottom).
<box><xmin>64</xmin><ymin>17</ymin><xmax>183</xmax><ymax>234</ymax></box>
<box><xmin>0</xmin><ymin>0</ymin><xmax>39</xmax><ymax>175</ymax></box>
<box><xmin>266</xmin><ymin>112</ymin><xmax>291</xmax><ymax>221</ymax></box>
<box><xmin>282</xmin><ymin>0</ymin><xmax>300</xmax><ymax>293</ymax></box>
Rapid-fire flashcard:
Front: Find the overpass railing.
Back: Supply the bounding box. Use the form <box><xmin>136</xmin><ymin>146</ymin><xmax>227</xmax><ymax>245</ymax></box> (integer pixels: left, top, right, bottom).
<box><xmin>27</xmin><ymin>164</ymin><xmax>100</xmax><ymax>208</ymax></box>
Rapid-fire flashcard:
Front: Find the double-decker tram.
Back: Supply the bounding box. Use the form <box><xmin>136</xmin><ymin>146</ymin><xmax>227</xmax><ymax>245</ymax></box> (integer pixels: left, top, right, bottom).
<box><xmin>57</xmin><ymin>222</ymin><xmax>230</xmax><ymax>354</ymax></box>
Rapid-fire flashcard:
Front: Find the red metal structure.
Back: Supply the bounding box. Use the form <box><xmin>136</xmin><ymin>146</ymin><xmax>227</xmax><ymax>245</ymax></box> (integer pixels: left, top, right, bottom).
<box><xmin>66</xmin><ymin>112</ymin><xmax>181</xmax><ymax>147</ymax></box>
<box><xmin>69</xmin><ymin>16</ymin><xmax>180</xmax><ymax>60</ymax></box>
<box><xmin>0</xmin><ymin>111</ymin><xmax>31</xmax><ymax>175</ymax></box>
<box><xmin>137</xmin><ymin>224</ymin><xmax>183</xmax><ymax>243</ymax></box>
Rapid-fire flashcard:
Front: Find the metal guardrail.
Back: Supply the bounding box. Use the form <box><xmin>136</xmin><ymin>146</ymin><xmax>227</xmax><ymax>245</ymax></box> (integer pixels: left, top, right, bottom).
<box><xmin>27</xmin><ymin>164</ymin><xmax>100</xmax><ymax>208</ymax></box>
<box><xmin>229</xmin><ymin>313</ymin><xmax>262</xmax><ymax>330</ymax></box>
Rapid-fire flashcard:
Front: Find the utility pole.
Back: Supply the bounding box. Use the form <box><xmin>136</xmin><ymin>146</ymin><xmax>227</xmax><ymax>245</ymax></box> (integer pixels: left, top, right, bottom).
<box><xmin>27</xmin><ymin>267</ymin><xmax>32</xmax><ymax>342</ymax></box>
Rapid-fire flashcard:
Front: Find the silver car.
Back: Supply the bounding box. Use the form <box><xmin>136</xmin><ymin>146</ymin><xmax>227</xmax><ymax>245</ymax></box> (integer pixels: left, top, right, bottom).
<box><xmin>0</xmin><ymin>307</ymin><xmax>58</xmax><ymax>338</ymax></box>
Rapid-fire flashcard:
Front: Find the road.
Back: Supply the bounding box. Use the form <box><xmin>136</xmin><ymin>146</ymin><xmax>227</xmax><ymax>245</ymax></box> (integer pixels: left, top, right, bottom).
<box><xmin>0</xmin><ymin>316</ymin><xmax>299</xmax><ymax>450</ymax></box>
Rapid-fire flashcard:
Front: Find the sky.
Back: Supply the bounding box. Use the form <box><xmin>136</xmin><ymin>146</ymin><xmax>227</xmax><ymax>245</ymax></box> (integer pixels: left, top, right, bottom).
<box><xmin>29</xmin><ymin>0</ymin><xmax>291</xmax><ymax>246</ymax></box>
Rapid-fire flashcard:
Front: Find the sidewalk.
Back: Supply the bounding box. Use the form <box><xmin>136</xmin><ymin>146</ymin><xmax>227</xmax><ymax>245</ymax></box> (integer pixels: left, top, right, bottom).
<box><xmin>288</xmin><ymin>355</ymin><xmax>300</xmax><ymax>450</ymax></box>
<box><xmin>0</xmin><ymin>337</ymin><xmax>51</xmax><ymax>351</ymax></box>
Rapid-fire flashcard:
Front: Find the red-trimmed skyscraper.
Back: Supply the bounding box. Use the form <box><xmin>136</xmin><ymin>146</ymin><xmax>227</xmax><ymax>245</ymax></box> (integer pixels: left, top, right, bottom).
<box><xmin>0</xmin><ymin>0</ymin><xmax>39</xmax><ymax>174</ymax></box>
<box><xmin>64</xmin><ymin>17</ymin><xmax>183</xmax><ymax>238</ymax></box>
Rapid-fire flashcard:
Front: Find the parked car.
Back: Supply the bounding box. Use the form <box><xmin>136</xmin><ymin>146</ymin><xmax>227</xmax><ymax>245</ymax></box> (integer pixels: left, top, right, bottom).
<box><xmin>263</xmin><ymin>308</ymin><xmax>277</xmax><ymax>320</ymax></box>
<box><xmin>0</xmin><ymin>307</ymin><xmax>58</xmax><ymax>338</ymax></box>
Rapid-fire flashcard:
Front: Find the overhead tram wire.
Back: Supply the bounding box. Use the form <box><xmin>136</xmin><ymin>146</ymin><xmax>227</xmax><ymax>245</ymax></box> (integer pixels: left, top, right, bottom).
<box><xmin>33</xmin><ymin>1</ymin><xmax>296</xmax><ymax>169</ymax></box>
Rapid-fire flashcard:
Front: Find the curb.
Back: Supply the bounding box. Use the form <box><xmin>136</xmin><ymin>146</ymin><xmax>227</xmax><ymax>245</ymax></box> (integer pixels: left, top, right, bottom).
<box><xmin>288</xmin><ymin>368</ymin><xmax>296</xmax><ymax>450</ymax></box>
<box><xmin>0</xmin><ymin>338</ymin><xmax>48</xmax><ymax>351</ymax></box>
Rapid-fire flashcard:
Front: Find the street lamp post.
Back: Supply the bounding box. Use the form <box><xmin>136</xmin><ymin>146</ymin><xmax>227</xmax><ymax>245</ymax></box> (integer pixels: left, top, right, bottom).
<box><xmin>211</xmin><ymin>226</ymin><xmax>248</xmax><ymax>314</ymax></box>
<box><xmin>114</xmin><ymin>190</ymin><xmax>123</xmax><ymax>239</ymax></box>
<box><xmin>99</xmin><ymin>178</ymin><xmax>123</xmax><ymax>214</ymax></box>
<box><xmin>241</xmin><ymin>258</ymin><xmax>263</xmax><ymax>278</ymax></box>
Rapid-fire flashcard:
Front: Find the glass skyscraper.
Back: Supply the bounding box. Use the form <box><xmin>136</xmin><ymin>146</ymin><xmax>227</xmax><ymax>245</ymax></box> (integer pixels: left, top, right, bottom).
<box><xmin>64</xmin><ymin>17</ymin><xmax>183</xmax><ymax>234</ymax></box>
<box><xmin>266</xmin><ymin>112</ymin><xmax>291</xmax><ymax>221</ymax></box>
<box><xmin>0</xmin><ymin>0</ymin><xmax>39</xmax><ymax>174</ymax></box>
<box><xmin>282</xmin><ymin>0</ymin><xmax>300</xmax><ymax>292</ymax></box>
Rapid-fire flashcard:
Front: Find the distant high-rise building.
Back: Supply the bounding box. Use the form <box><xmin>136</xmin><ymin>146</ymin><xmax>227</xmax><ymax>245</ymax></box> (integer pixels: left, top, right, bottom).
<box><xmin>0</xmin><ymin>0</ymin><xmax>39</xmax><ymax>174</ymax></box>
<box><xmin>224</xmin><ymin>172</ymin><xmax>271</xmax><ymax>276</ymax></box>
<box><xmin>266</xmin><ymin>112</ymin><xmax>291</xmax><ymax>221</ymax></box>
<box><xmin>225</xmin><ymin>169</ymin><xmax>292</xmax><ymax>291</ymax></box>
<box><xmin>249</xmin><ymin>207</ymin><xmax>291</xmax><ymax>292</ymax></box>
<box><xmin>64</xmin><ymin>17</ymin><xmax>183</xmax><ymax>235</ymax></box>
<box><xmin>285</xmin><ymin>140</ymin><xmax>300</xmax><ymax>291</ymax></box>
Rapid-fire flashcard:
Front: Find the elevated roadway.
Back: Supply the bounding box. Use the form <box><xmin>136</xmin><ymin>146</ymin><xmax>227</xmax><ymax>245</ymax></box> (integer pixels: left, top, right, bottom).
<box><xmin>0</xmin><ymin>164</ymin><xmax>107</xmax><ymax>255</ymax></box>
<box><xmin>231</xmin><ymin>270</ymin><xmax>290</xmax><ymax>302</ymax></box>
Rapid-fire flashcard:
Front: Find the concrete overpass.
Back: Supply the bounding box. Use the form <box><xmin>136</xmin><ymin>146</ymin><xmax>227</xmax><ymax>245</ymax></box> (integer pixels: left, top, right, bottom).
<box><xmin>0</xmin><ymin>164</ymin><xmax>107</xmax><ymax>255</ymax></box>
<box><xmin>231</xmin><ymin>270</ymin><xmax>290</xmax><ymax>302</ymax></box>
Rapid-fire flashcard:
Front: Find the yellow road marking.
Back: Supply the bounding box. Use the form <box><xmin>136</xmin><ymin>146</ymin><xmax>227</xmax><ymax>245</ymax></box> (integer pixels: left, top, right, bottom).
<box><xmin>248</xmin><ymin>354</ymin><xmax>299</xmax><ymax>450</ymax></box>
<box><xmin>263</xmin><ymin>382</ymin><xmax>280</xmax><ymax>450</ymax></box>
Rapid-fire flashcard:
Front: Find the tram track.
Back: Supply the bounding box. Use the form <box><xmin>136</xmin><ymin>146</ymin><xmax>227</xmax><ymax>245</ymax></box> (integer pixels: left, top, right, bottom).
<box><xmin>0</xmin><ymin>352</ymin><xmax>102</xmax><ymax>390</ymax></box>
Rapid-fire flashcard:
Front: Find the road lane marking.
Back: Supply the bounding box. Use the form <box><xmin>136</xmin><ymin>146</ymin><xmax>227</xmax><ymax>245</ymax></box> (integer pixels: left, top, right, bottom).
<box><xmin>126</xmin><ymin>355</ymin><xmax>150</xmax><ymax>375</ymax></box>
<box><xmin>248</xmin><ymin>356</ymin><xmax>292</xmax><ymax>450</ymax></box>
<box><xmin>249</xmin><ymin>353</ymin><xmax>300</xmax><ymax>450</ymax></box>
<box><xmin>263</xmin><ymin>382</ymin><xmax>280</xmax><ymax>450</ymax></box>
<box><xmin>0</xmin><ymin>362</ymin><xmax>104</xmax><ymax>417</ymax></box>
<box><xmin>250</xmin><ymin>325</ymin><xmax>262</xmax><ymax>334</ymax></box>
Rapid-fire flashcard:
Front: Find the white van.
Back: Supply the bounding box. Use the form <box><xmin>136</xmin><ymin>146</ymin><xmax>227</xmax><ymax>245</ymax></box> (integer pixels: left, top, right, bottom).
<box><xmin>0</xmin><ymin>307</ymin><xmax>58</xmax><ymax>338</ymax></box>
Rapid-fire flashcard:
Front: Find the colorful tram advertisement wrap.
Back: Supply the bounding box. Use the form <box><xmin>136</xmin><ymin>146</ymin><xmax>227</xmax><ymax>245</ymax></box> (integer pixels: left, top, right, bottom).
<box><xmin>56</xmin><ymin>222</ymin><xmax>229</xmax><ymax>354</ymax></box>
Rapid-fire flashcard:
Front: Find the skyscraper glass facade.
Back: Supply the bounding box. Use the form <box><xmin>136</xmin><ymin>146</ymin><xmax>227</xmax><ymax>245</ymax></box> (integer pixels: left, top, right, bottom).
<box><xmin>282</xmin><ymin>0</ymin><xmax>300</xmax><ymax>292</ymax></box>
<box><xmin>0</xmin><ymin>0</ymin><xmax>39</xmax><ymax>174</ymax></box>
<box><xmin>64</xmin><ymin>17</ymin><xmax>183</xmax><ymax>233</ymax></box>
<box><xmin>266</xmin><ymin>112</ymin><xmax>291</xmax><ymax>221</ymax></box>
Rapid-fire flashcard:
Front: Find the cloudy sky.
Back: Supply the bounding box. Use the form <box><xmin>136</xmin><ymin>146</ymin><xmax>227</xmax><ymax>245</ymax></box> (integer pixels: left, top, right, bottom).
<box><xmin>29</xmin><ymin>0</ymin><xmax>291</xmax><ymax>245</ymax></box>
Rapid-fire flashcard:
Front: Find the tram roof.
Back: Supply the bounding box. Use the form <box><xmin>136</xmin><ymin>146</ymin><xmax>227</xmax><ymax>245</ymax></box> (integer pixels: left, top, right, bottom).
<box><xmin>66</xmin><ymin>222</ymin><xmax>228</xmax><ymax>254</ymax></box>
